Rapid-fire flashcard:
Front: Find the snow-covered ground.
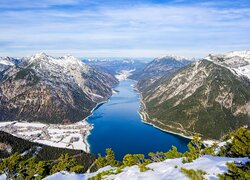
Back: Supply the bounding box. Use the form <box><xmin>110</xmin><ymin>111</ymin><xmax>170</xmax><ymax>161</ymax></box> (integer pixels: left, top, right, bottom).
<box><xmin>115</xmin><ymin>69</ymin><xmax>135</xmax><ymax>81</ymax></box>
<box><xmin>45</xmin><ymin>155</ymin><xmax>249</xmax><ymax>180</ymax></box>
<box><xmin>0</xmin><ymin>121</ymin><xmax>92</xmax><ymax>152</ymax></box>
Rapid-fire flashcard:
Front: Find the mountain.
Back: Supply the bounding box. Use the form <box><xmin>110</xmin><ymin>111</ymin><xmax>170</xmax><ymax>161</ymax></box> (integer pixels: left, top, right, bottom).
<box><xmin>83</xmin><ymin>58</ymin><xmax>147</xmax><ymax>75</ymax></box>
<box><xmin>130</xmin><ymin>55</ymin><xmax>193</xmax><ymax>91</ymax></box>
<box><xmin>139</xmin><ymin>51</ymin><xmax>250</xmax><ymax>140</ymax></box>
<box><xmin>0</xmin><ymin>57</ymin><xmax>21</xmax><ymax>80</ymax></box>
<box><xmin>0</xmin><ymin>53</ymin><xmax>118</xmax><ymax>124</ymax></box>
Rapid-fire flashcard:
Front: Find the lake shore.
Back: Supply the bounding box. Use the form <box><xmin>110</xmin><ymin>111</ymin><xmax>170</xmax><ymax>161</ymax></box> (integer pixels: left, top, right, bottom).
<box><xmin>83</xmin><ymin>99</ymin><xmax>109</xmax><ymax>152</ymax></box>
<box><xmin>136</xmin><ymin>88</ymin><xmax>218</xmax><ymax>145</ymax></box>
<box><xmin>138</xmin><ymin>100</ymin><xmax>193</xmax><ymax>141</ymax></box>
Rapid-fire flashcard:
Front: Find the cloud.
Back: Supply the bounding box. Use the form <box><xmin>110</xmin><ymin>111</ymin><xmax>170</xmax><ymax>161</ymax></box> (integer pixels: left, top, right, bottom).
<box><xmin>0</xmin><ymin>0</ymin><xmax>79</xmax><ymax>9</ymax></box>
<box><xmin>0</xmin><ymin>0</ymin><xmax>249</xmax><ymax>58</ymax></box>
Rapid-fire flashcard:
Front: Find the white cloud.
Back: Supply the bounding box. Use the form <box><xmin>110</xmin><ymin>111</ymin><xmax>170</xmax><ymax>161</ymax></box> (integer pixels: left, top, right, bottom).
<box><xmin>0</xmin><ymin>2</ymin><xmax>249</xmax><ymax>58</ymax></box>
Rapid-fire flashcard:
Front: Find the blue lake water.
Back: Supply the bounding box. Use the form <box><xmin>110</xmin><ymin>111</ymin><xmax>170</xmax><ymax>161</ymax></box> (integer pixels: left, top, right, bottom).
<box><xmin>86</xmin><ymin>79</ymin><xmax>190</xmax><ymax>160</ymax></box>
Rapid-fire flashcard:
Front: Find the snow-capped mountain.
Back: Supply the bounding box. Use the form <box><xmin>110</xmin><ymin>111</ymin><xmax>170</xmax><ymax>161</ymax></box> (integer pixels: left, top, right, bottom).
<box><xmin>83</xmin><ymin>58</ymin><xmax>146</xmax><ymax>75</ymax></box>
<box><xmin>205</xmin><ymin>50</ymin><xmax>250</xmax><ymax>80</ymax></box>
<box><xmin>154</xmin><ymin>54</ymin><xmax>194</xmax><ymax>63</ymax></box>
<box><xmin>0</xmin><ymin>53</ymin><xmax>118</xmax><ymax>123</ymax></box>
<box><xmin>138</xmin><ymin>51</ymin><xmax>250</xmax><ymax>140</ymax></box>
<box><xmin>0</xmin><ymin>57</ymin><xmax>18</xmax><ymax>72</ymax></box>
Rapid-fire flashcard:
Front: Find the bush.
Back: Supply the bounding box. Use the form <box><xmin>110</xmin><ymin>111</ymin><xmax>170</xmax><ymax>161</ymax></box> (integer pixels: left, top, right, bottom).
<box><xmin>180</xmin><ymin>167</ymin><xmax>206</xmax><ymax>180</ymax></box>
<box><xmin>0</xmin><ymin>153</ymin><xmax>23</xmax><ymax>179</ymax></box>
<box><xmin>94</xmin><ymin>148</ymin><xmax>120</xmax><ymax>169</ymax></box>
<box><xmin>148</xmin><ymin>146</ymin><xmax>183</xmax><ymax>162</ymax></box>
<box><xmin>218</xmin><ymin>161</ymin><xmax>250</xmax><ymax>180</ymax></box>
<box><xmin>202</xmin><ymin>143</ymin><xmax>217</xmax><ymax>156</ymax></box>
<box><xmin>183</xmin><ymin>134</ymin><xmax>203</xmax><ymax>163</ymax></box>
<box><xmin>218</xmin><ymin>127</ymin><xmax>250</xmax><ymax>157</ymax></box>
<box><xmin>0</xmin><ymin>152</ymin><xmax>86</xmax><ymax>179</ymax></box>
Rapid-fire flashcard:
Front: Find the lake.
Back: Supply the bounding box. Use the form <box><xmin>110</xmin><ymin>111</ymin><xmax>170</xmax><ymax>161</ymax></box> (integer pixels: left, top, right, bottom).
<box><xmin>86</xmin><ymin>79</ymin><xmax>190</xmax><ymax>160</ymax></box>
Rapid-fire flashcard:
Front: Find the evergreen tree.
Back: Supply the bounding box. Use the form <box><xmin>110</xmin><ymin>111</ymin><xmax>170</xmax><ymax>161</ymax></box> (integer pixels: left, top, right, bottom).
<box><xmin>181</xmin><ymin>167</ymin><xmax>206</xmax><ymax>180</ymax></box>
<box><xmin>218</xmin><ymin>161</ymin><xmax>250</xmax><ymax>179</ymax></box>
<box><xmin>50</xmin><ymin>153</ymin><xmax>78</xmax><ymax>174</ymax></box>
<box><xmin>0</xmin><ymin>152</ymin><xmax>23</xmax><ymax>179</ymax></box>
<box><xmin>218</xmin><ymin>127</ymin><xmax>250</xmax><ymax>157</ymax></box>
<box><xmin>94</xmin><ymin>148</ymin><xmax>120</xmax><ymax>169</ymax></box>
<box><xmin>105</xmin><ymin>148</ymin><xmax>119</xmax><ymax>166</ymax></box>
<box><xmin>164</xmin><ymin>146</ymin><xmax>183</xmax><ymax>159</ymax></box>
<box><xmin>122</xmin><ymin>154</ymin><xmax>138</xmax><ymax>166</ymax></box>
<box><xmin>183</xmin><ymin>134</ymin><xmax>203</xmax><ymax>163</ymax></box>
<box><xmin>202</xmin><ymin>143</ymin><xmax>217</xmax><ymax>156</ymax></box>
<box><xmin>148</xmin><ymin>152</ymin><xmax>165</xmax><ymax>162</ymax></box>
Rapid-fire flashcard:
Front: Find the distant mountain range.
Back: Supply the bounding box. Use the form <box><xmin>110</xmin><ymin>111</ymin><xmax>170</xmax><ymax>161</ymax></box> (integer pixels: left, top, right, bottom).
<box><xmin>0</xmin><ymin>53</ymin><xmax>118</xmax><ymax>124</ymax></box>
<box><xmin>83</xmin><ymin>58</ymin><xmax>147</xmax><ymax>75</ymax></box>
<box><xmin>138</xmin><ymin>51</ymin><xmax>250</xmax><ymax>140</ymax></box>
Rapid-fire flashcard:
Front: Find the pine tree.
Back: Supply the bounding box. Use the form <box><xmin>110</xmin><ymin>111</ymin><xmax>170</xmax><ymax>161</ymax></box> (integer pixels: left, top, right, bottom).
<box><xmin>122</xmin><ymin>154</ymin><xmax>137</xmax><ymax>166</ymax></box>
<box><xmin>0</xmin><ymin>152</ymin><xmax>23</xmax><ymax>179</ymax></box>
<box><xmin>218</xmin><ymin>127</ymin><xmax>250</xmax><ymax>157</ymax></box>
<box><xmin>183</xmin><ymin>134</ymin><xmax>203</xmax><ymax>163</ymax></box>
<box><xmin>164</xmin><ymin>146</ymin><xmax>183</xmax><ymax>159</ymax></box>
<box><xmin>50</xmin><ymin>153</ymin><xmax>78</xmax><ymax>174</ymax></box>
<box><xmin>94</xmin><ymin>148</ymin><xmax>120</xmax><ymax>169</ymax></box>
<box><xmin>218</xmin><ymin>161</ymin><xmax>250</xmax><ymax>179</ymax></box>
<box><xmin>105</xmin><ymin>148</ymin><xmax>119</xmax><ymax>166</ymax></box>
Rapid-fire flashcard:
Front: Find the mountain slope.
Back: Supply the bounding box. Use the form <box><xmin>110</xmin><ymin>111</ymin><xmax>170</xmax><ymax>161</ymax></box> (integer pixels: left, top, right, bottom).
<box><xmin>0</xmin><ymin>57</ymin><xmax>20</xmax><ymax>81</ymax></box>
<box><xmin>0</xmin><ymin>53</ymin><xmax>118</xmax><ymax>124</ymax></box>
<box><xmin>131</xmin><ymin>55</ymin><xmax>193</xmax><ymax>91</ymax></box>
<box><xmin>140</xmin><ymin>52</ymin><xmax>250</xmax><ymax>140</ymax></box>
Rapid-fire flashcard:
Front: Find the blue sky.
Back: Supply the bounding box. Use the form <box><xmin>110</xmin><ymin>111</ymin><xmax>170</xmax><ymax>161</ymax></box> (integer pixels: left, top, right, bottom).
<box><xmin>0</xmin><ymin>0</ymin><xmax>250</xmax><ymax>58</ymax></box>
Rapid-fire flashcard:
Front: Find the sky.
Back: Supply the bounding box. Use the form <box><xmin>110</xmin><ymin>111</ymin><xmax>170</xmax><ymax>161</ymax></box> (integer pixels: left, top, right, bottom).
<box><xmin>0</xmin><ymin>0</ymin><xmax>250</xmax><ymax>58</ymax></box>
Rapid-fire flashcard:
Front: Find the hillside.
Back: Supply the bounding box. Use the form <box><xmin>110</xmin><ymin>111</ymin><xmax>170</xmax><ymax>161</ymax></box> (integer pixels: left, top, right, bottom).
<box><xmin>139</xmin><ymin>51</ymin><xmax>250</xmax><ymax>140</ymax></box>
<box><xmin>0</xmin><ymin>53</ymin><xmax>118</xmax><ymax>124</ymax></box>
<box><xmin>131</xmin><ymin>55</ymin><xmax>193</xmax><ymax>91</ymax></box>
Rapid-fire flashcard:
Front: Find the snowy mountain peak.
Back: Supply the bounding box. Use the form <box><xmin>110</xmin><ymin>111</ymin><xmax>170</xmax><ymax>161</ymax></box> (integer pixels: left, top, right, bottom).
<box><xmin>0</xmin><ymin>57</ymin><xmax>15</xmax><ymax>66</ymax></box>
<box><xmin>205</xmin><ymin>50</ymin><xmax>250</xmax><ymax>61</ymax></box>
<box><xmin>32</xmin><ymin>52</ymin><xmax>49</xmax><ymax>59</ymax></box>
<box><xmin>155</xmin><ymin>54</ymin><xmax>192</xmax><ymax>62</ymax></box>
<box><xmin>225</xmin><ymin>50</ymin><xmax>250</xmax><ymax>59</ymax></box>
<box><xmin>62</xmin><ymin>54</ymin><xmax>84</xmax><ymax>65</ymax></box>
<box><xmin>205</xmin><ymin>50</ymin><xmax>250</xmax><ymax>79</ymax></box>
<box><xmin>24</xmin><ymin>53</ymin><xmax>86</xmax><ymax>70</ymax></box>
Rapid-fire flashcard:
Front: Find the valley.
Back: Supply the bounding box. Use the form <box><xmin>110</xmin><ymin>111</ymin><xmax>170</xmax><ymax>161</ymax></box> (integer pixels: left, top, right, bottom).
<box><xmin>0</xmin><ymin>51</ymin><xmax>249</xmax><ymax>179</ymax></box>
<box><xmin>1</xmin><ymin>1</ymin><xmax>249</xmax><ymax>179</ymax></box>
<box><xmin>86</xmin><ymin>78</ymin><xmax>189</xmax><ymax>160</ymax></box>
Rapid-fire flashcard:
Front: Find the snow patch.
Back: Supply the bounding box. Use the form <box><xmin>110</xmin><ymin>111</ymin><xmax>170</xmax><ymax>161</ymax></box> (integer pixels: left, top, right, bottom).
<box><xmin>115</xmin><ymin>69</ymin><xmax>135</xmax><ymax>81</ymax></box>
<box><xmin>45</xmin><ymin>156</ymin><xmax>249</xmax><ymax>180</ymax></box>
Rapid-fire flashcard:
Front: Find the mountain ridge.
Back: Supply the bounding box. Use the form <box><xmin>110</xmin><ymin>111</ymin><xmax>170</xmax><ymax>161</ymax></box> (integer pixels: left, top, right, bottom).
<box><xmin>137</xmin><ymin>51</ymin><xmax>250</xmax><ymax>140</ymax></box>
<box><xmin>0</xmin><ymin>53</ymin><xmax>118</xmax><ymax>124</ymax></box>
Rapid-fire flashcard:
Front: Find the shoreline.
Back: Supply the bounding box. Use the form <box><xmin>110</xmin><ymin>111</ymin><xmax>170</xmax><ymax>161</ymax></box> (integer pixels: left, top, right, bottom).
<box><xmin>134</xmin><ymin>84</ymin><xmax>218</xmax><ymax>145</ymax></box>
<box><xmin>0</xmin><ymin>100</ymin><xmax>110</xmax><ymax>154</ymax></box>
<box><xmin>138</xmin><ymin>110</ymin><xmax>193</xmax><ymax>140</ymax></box>
<box><xmin>82</xmin><ymin>99</ymin><xmax>110</xmax><ymax>153</ymax></box>
<box><xmin>133</xmin><ymin>83</ymin><xmax>193</xmax><ymax>141</ymax></box>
